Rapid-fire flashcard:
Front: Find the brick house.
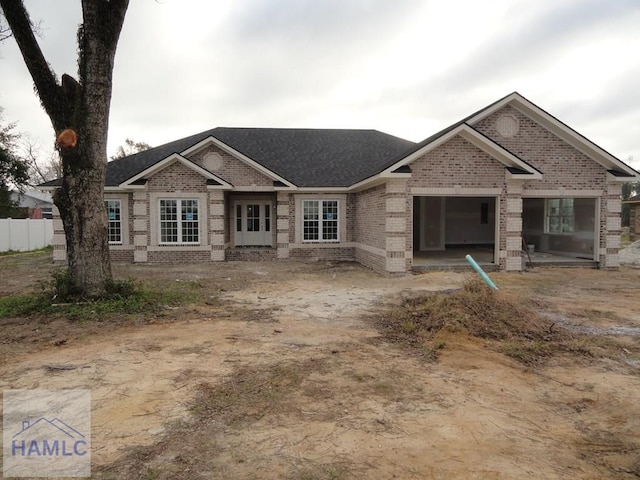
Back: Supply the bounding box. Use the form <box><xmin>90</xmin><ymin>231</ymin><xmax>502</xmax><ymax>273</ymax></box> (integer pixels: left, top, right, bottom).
<box><xmin>41</xmin><ymin>92</ymin><xmax>640</xmax><ymax>273</ymax></box>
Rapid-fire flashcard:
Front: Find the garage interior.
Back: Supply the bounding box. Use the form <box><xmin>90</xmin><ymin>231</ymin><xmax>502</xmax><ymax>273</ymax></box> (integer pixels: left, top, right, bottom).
<box><xmin>412</xmin><ymin>196</ymin><xmax>497</xmax><ymax>268</ymax></box>
<box><xmin>521</xmin><ymin>197</ymin><xmax>597</xmax><ymax>262</ymax></box>
<box><xmin>412</xmin><ymin>196</ymin><xmax>598</xmax><ymax>269</ymax></box>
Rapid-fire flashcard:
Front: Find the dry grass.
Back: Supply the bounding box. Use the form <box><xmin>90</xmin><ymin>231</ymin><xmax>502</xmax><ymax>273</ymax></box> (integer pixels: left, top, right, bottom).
<box><xmin>95</xmin><ymin>359</ymin><xmax>332</xmax><ymax>480</ymax></box>
<box><xmin>373</xmin><ymin>278</ymin><xmax>587</xmax><ymax>364</ymax></box>
<box><xmin>191</xmin><ymin>361</ymin><xmax>320</xmax><ymax>426</ymax></box>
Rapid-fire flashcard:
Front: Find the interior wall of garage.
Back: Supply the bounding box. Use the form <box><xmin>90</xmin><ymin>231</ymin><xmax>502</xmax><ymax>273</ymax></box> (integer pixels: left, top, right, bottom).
<box><xmin>413</xmin><ymin>196</ymin><xmax>496</xmax><ymax>250</ymax></box>
<box><xmin>522</xmin><ymin>198</ymin><xmax>595</xmax><ymax>257</ymax></box>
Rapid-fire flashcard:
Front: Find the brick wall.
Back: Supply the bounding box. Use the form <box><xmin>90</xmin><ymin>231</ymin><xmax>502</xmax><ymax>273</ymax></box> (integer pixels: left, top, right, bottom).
<box><xmin>289</xmin><ymin>246</ymin><xmax>356</xmax><ymax>262</ymax></box>
<box><xmin>355</xmin><ymin>184</ymin><xmax>386</xmax><ymax>250</ymax></box>
<box><xmin>225</xmin><ymin>248</ymin><xmax>277</xmax><ymax>261</ymax></box>
<box><xmin>407</xmin><ymin>136</ymin><xmax>506</xmax><ymax>190</ymax></box>
<box><xmin>147</xmin><ymin>162</ymin><xmax>209</xmax><ymax>193</ymax></box>
<box><xmin>354</xmin><ymin>184</ymin><xmax>387</xmax><ymax>272</ymax></box>
<box><xmin>147</xmin><ymin>250</ymin><xmax>211</xmax><ymax>264</ymax></box>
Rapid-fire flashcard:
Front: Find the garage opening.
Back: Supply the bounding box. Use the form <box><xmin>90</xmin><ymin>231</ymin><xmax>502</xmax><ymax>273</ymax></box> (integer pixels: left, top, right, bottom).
<box><xmin>522</xmin><ymin>197</ymin><xmax>597</xmax><ymax>262</ymax></box>
<box><xmin>413</xmin><ymin>196</ymin><xmax>496</xmax><ymax>268</ymax></box>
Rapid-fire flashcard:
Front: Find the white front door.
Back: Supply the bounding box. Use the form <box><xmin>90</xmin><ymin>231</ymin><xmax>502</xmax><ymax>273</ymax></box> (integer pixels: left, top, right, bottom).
<box><xmin>234</xmin><ymin>201</ymin><xmax>273</xmax><ymax>246</ymax></box>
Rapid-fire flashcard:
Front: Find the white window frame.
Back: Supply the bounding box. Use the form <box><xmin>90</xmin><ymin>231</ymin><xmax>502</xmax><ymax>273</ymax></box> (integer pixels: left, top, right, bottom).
<box><xmin>545</xmin><ymin>198</ymin><xmax>574</xmax><ymax>234</ymax></box>
<box><xmin>159</xmin><ymin>198</ymin><xmax>200</xmax><ymax>244</ymax></box>
<box><xmin>302</xmin><ymin>199</ymin><xmax>340</xmax><ymax>243</ymax></box>
<box><xmin>105</xmin><ymin>199</ymin><xmax>122</xmax><ymax>244</ymax></box>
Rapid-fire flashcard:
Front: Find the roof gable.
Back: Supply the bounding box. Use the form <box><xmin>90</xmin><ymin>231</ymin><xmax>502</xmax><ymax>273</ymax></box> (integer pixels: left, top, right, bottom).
<box><xmin>181</xmin><ymin>136</ymin><xmax>295</xmax><ymax>188</ymax></box>
<box><xmin>121</xmin><ymin>153</ymin><xmax>233</xmax><ymax>189</ymax></box>
<box><xmin>467</xmin><ymin>92</ymin><xmax>640</xmax><ymax>179</ymax></box>
<box><xmin>351</xmin><ymin>124</ymin><xmax>541</xmax><ymax>190</ymax></box>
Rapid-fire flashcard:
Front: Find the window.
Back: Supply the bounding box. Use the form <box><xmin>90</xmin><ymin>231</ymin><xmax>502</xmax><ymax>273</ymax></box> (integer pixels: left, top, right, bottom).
<box><xmin>545</xmin><ymin>198</ymin><xmax>574</xmax><ymax>234</ymax></box>
<box><xmin>105</xmin><ymin>200</ymin><xmax>122</xmax><ymax>244</ymax></box>
<box><xmin>303</xmin><ymin>199</ymin><xmax>338</xmax><ymax>242</ymax></box>
<box><xmin>159</xmin><ymin>199</ymin><xmax>199</xmax><ymax>244</ymax></box>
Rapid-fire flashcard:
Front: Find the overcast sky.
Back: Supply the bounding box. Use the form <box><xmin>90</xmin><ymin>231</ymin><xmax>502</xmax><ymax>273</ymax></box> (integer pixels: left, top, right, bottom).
<box><xmin>2</xmin><ymin>0</ymin><xmax>640</xmax><ymax>170</ymax></box>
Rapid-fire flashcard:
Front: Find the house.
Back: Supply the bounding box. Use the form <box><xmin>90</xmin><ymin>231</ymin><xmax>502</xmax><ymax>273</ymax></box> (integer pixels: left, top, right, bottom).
<box><xmin>8</xmin><ymin>190</ymin><xmax>54</xmax><ymax>219</ymax></box>
<box><xmin>623</xmin><ymin>194</ymin><xmax>640</xmax><ymax>242</ymax></box>
<box><xmin>40</xmin><ymin>92</ymin><xmax>640</xmax><ymax>273</ymax></box>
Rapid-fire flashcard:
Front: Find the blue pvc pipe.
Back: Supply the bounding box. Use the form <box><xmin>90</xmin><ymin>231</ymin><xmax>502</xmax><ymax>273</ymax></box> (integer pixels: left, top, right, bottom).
<box><xmin>465</xmin><ymin>254</ymin><xmax>499</xmax><ymax>290</ymax></box>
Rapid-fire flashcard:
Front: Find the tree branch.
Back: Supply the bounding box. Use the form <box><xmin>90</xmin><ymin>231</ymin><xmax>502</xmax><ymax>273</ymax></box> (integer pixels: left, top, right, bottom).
<box><xmin>0</xmin><ymin>11</ymin><xmax>12</xmax><ymax>41</ymax></box>
<box><xmin>0</xmin><ymin>0</ymin><xmax>64</xmax><ymax>130</ymax></box>
<box><xmin>82</xmin><ymin>0</ymin><xmax>129</xmax><ymax>50</ymax></box>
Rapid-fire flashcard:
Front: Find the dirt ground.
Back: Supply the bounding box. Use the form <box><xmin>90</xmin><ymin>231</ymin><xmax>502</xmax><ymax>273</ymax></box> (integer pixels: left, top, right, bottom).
<box><xmin>1</xmin><ymin>252</ymin><xmax>640</xmax><ymax>479</ymax></box>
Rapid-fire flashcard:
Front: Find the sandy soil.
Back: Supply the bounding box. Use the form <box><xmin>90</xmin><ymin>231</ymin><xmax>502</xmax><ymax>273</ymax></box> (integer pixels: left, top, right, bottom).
<box><xmin>1</xmin><ymin>255</ymin><xmax>639</xmax><ymax>479</ymax></box>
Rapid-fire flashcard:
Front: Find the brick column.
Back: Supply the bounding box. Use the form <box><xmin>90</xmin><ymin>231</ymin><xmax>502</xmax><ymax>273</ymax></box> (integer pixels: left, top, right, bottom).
<box><xmin>385</xmin><ymin>179</ymin><xmax>410</xmax><ymax>273</ymax></box>
<box><xmin>504</xmin><ymin>180</ymin><xmax>523</xmax><ymax>271</ymax></box>
<box><xmin>209</xmin><ymin>191</ymin><xmax>225</xmax><ymax>261</ymax></box>
<box><xmin>276</xmin><ymin>192</ymin><xmax>290</xmax><ymax>259</ymax></box>
<box><xmin>603</xmin><ymin>183</ymin><xmax>622</xmax><ymax>268</ymax></box>
<box><xmin>132</xmin><ymin>191</ymin><xmax>148</xmax><ymax>263</ymax></box>
<box><xmin>52</xmin><ymin>205</ymin><xmax>67</xmax><ymax>262</ymax></box>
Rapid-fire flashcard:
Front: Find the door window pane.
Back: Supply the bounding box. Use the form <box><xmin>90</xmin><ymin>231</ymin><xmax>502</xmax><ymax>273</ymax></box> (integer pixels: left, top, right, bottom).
<box><xmin>247</xmin><ymin>204</ymin><xmax>260</xmax><ymax>232</ymax></box>
<box><xmin>264</xmin><ymin>204</ymin><xmax>271</xmax><ymax>232</ymax></box>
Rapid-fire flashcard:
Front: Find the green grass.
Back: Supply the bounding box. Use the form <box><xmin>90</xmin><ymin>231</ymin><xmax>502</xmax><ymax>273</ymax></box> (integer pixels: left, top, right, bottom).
<box><xmin>0</xmin><ymin>245</ymin><xmax>53</xmax><ymax>257</ymax></box>
<box><xmin>0</xmin><ymin>284</ymin><xmax>200</xmax><ymax>320</ymax></box>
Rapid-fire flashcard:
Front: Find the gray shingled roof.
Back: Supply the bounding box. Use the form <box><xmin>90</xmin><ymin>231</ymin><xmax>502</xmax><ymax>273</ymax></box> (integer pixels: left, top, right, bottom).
<box><xmin>42</xmin><ymin>128</ymin><xmax>416</xmax><ymax>188</ymax></box>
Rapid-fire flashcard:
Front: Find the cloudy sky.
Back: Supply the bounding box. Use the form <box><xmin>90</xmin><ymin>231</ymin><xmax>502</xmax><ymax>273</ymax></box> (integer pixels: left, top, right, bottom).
<box><xmin>2</xmin><ymin>0</ymin><xmax>640</xmax><ymax>170</ymax></box>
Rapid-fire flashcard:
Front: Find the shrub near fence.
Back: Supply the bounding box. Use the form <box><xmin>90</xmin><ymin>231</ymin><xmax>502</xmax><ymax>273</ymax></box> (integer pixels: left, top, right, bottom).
<box><xmin>0</xmin><ymin>219</ymin><xmax>53</xmax><ymax>252</ymax></box>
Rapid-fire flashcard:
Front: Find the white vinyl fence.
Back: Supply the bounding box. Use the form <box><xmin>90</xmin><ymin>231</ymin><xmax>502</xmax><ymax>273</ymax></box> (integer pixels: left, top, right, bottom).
<box><xmin>0</xmin><ymin>218</ymin><xmax>53</xmax><ymax>252</ymax></box>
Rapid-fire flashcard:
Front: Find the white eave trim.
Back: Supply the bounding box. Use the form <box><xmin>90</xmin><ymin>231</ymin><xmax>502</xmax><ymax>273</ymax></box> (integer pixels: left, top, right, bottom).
<box><xmin>607</xmin><ymin>171</ymin><xmax>640</xmax><ymax>182</ymax></box>
<box><xmin>180</xmin><ymin>136</ymin><xmax>296</xmax><ymax>188</ymax></box>
<box><xmin>467</xmin><ymin>92</ymin><xmax>640</xmax><ymax>178</ymax></box>
<box><xmin>119</xmin><ymin>153</ymin><xmax>234</xmax><ymax>189</ymax></box>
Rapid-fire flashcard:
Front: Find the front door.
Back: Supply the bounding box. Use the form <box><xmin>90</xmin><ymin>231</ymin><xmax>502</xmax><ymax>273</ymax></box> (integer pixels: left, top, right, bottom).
<box><xmin>234</xmin><ymin>201</ymin><xmax>273</xmax><ymax>246</ymax></box>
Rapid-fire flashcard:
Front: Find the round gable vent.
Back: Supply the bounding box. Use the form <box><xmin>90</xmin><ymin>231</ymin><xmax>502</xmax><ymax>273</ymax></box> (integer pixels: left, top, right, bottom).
<box><xmin>202</xmin><ymin>152</ymin><xmax>223</xmax><ymax>171</ymax></box>
<box><xmin>496</xmin><ymin>114</ymin><xmax>519</xmax><ymax>138</ymax></box>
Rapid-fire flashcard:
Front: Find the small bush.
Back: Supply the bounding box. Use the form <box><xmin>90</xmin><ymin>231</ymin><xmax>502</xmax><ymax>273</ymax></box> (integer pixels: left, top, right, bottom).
<box><xmin>48</xmin><ymin>269</ymin><xmax>84</xmax><ymax>302</ymax></box>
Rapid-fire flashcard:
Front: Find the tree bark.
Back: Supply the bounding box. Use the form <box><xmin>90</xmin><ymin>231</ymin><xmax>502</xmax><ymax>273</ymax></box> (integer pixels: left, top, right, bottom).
<box><xmin>0</xmin><ymin>0</ymin><xmax>129</xmax><ymax>297</ymax></box>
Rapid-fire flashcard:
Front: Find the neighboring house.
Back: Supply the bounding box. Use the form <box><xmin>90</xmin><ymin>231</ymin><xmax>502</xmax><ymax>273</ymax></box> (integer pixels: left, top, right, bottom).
<box><xmin>9</xmin><ymin>190</ymin><xmax>54</xmax><ymax>219</ymax></box>
<box><xmin>40</xmin><ymin>92</ymin><xmax>640</xmax><ymax>273</ymax></box>
<box><xmin>623</xmin><ymin>194</ymin><xmax>640</xmax><ymax>242</ymax></box>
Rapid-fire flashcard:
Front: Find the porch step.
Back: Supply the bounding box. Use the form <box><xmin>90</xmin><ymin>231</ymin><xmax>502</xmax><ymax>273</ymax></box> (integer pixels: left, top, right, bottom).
<box><xmin>226</xmin><ymin>248</ymin><xmax>276</xmax><ymax>262</ymax></box>
<box><xmin>525</xmin><ymin>261</ymin><xmax>599</xmax><ymax>269</ymax></box>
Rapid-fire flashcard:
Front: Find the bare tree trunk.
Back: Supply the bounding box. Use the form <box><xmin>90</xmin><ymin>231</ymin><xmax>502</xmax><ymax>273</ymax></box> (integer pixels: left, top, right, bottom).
<box><xmin>1</xmin><ymin>0</ymin><xmax>129</xmax><ymax>297</ymax></box>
